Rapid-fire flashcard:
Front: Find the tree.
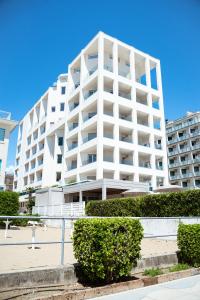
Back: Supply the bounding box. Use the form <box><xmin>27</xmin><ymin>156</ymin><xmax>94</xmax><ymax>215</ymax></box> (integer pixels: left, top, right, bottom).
<box><xmin>26</xmin><ymin>187</ymin><xmax>35</xmax><ymax>214</ymax></box>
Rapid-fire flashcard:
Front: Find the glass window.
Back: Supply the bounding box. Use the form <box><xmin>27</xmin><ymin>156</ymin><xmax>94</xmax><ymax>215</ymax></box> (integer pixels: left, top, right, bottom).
<box><xmin>61</xmin><ymin>87</ymin><xmax>66</xmax><ymax>94</ymax></box>
<box><xmin>0</xmin><ymin>159</ymin><xmax>2</xmax><ymax>171</ymax></box>
<box><xmin>51</xmin><ymin>106</ymin><xmax>56</xmax><ymax>112</ymax></box>
<box><xmin>0</xmin><ymin>128</ymin><xmax>5</xmax><ymax>141</ymax></box>
<box><xmin>57</xmin><ymin>154</ymin><xmax>62</xmax><ymax>164</ymax></box>
<box><xmin>56</xmin><ymin>172</ymin><xmax>61</xmax><ymax>182</ymax></box>
<box><xmin>60</xmin><ymin>103</ymin><xmax>65</xmax><ymax>111</ymax></box>
<box><xmin>58</xmin><ymin>137</ymin><xmax>63</xmax><ymax>146</ymax></box>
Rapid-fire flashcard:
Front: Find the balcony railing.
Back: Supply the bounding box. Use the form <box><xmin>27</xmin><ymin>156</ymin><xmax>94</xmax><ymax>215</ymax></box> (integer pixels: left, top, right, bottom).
<box><xmin>82</xmin><ymin>134</ymin><xmax>97</xmax><ymax>144</ymax></box>
<box><xmin>139</xmin><ymin>162</ymin><xmax>151</xmax><ymax>168</ymax></box>
<box><xmin>68</xmin><ymin>123</ymin><xmax>78</xmax><ymax>131</ymax></box>
<box><xmin>119</xmin><ymin>136</ymin><xmax>132</xmax><ymax>143</ymax></box>
<box><xmin>194</xmin><ymin>171</ymin><xmax>200</xmax><ymax>177</ymax></box>
<box><xmin>83</xmin><ymin>112</ymin><xmax>97</xmax><ymax>122</ymax></box>
<box><xmin>68</xmin><ymin>143</ymin><xmax>78</xmax><ymax>151</ymax></box>
<box><xmin>169</xmin><ymin>162</ymin><xmax>179</xmax><ymax>168</ymax></box>
<box><xmin>68</xmin><ymin>163</ymin><xmax>77</xmax><ymax>171</ymax></box>
<box><xmin>104</xmin><ymin>87</ymin><xmax>113</xmax><ymax>94</ymax></box>
<box><xmin>104</xmin><ymin>132</ymin><xmax>113</xmax><ymax>139</ymax></box>
<box><xmin>155</xmin><ymin>143</ymin><xmax>162</xmax><ymax>150</ymax></box>
<box><xmin>82</xmin><ymin>157</ymin><xmax>97</xmax><ymax>166</ymax></box>
<box><xmin>170</xmin><ymin>174</ymin><xmax>180</xmax><ymax>180</ymax></box>
<box><xmin>104</xmin><ymin>110</ymin><xmax>113</xmax><ymax>117</ymax></box>
<box><xmin>119</xmin><ymin>114</ymin><xmax>132</xmax><ymax>122</ymax></box>
<box><xmin>120</xmin><ymin>159</ymin><xmax>133</xmax><ymax>166</ymax></box>
<box><xmin>103</xmin><ymin>155</ymin><xmax>113</xmax><ymax>163</ymax></box>
<box><xmin>191</xmin><ymin>144</ymin><xmax>200</xmax><ymax>150</ymax></box>
<box><xmin>181</xmin><ymin>172</ymin><xmax>193</xmax><ymax>179</ymax></box>
<box><xmin>190</xmin><ymin>130</ymin><xmax>200</xmax><ymax>137</ymax></box>
<box><xmin>193</xmin><ymin>157</ymin><xmax>200</xmax><ymax>164</ymax></box>
<box><xmin>69</xmin><ymin>103</ymin><xmax>79</xmax><ymax>112</ymax></box>
<box><xmin>179</xmin><ymin>146</ymin><xmax>190</xmax><ymax>153</ymax></box>
<box><xmin>104</xmin><ymin>64</ymin><xmax>113</xmax><ymax>72</ymax></box>
<box><xmin>84</xmin><ymin>89</ymin><xmax>97</xmax><ymax>101</ymax></box>
<box><xmin>139</xmin><ymin>143</ymin><xmax>150</xmax><ymax>148</ymax></box>
<box><xmin>118</xmin><ymin>91</ymin><xmax>131</xmax><ymax>100</ymax></box>
<box><xmin>156</xmin><ymin>165</ymin><xmax>163</xmax><ymax>170</ymax></box>
<box><xmin>166</xmin><ymin>117</ymin><xmax>200</xmax><ymax>133</ymax></box>
<box><xmin>89</xmin><ymin>65</ymin><xmax>98</xmax><ymax>76</ymax></box>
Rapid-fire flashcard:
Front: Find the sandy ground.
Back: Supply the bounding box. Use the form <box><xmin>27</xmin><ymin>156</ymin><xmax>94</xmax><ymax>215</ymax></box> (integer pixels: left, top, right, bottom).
<box><xmin>0</xmin><ymin>226</ymin><xmax>178</xmax><ymax>273</ymax></box>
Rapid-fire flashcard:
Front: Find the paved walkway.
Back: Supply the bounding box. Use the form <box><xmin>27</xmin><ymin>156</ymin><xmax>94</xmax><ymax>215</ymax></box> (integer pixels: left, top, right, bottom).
<box><xmin>92</xmin><ymin>275</ymin><xmax>200</xmax><ymax>300</ymax></box>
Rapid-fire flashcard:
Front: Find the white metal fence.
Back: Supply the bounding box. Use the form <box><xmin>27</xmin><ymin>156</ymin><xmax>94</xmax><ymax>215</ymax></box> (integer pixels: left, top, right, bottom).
<box><xmin>32</xmin><ymin>202</ymin><xmax>85</xmax><ymax>217</ymax></box>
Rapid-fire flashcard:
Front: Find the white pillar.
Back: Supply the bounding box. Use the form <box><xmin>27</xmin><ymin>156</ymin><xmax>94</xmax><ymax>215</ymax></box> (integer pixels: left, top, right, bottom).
<box><xmin>102</xmin><ymin>184</ymin><xmax>107</xmax><ymax>200</ymax></box>
<box><xmin>79</xmin><ymin>190</ymin><xmax>82</xmax><ymax>203</ymax></box>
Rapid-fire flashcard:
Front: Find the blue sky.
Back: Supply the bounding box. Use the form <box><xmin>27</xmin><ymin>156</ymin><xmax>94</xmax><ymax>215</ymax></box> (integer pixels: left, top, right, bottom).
<box><xmin>0</xmin><ymin>0</ymin><xmax>200</xmax><ymax>169</ymax></box>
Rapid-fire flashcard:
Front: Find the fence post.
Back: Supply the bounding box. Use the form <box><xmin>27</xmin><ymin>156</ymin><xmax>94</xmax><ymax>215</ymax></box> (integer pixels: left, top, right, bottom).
<box><xmin>60</xmin><ymin>218</ymin><xmax>65</xmax><ymax>266</ymax></box>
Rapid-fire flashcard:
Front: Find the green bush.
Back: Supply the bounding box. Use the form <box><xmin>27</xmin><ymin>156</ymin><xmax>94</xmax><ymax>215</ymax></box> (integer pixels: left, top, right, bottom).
<box><xmin>73</xmin><ymin>218</ymin><xmax>143</xmax><ymax>283</ymax></box>
<box><xmin>178</xmin><ymin>224</ymin><xmax>200</xmax><ymax>267</ymax></box>
<box><xmin>0</xmin><ymin>191</ymin><xmax>19</xmax><ymax>222</ymax></box>
<box><xmin>86</xmin><ymin>197</ymin><xmax>141</xmax><ymax>217</ymax></box>
<box><xmin>143</xmin><ymin>268</ymin><xmax>163</xmax><ymax>277</ymax></box>
<box><xmin>86</xmin><ymin>189</ymin><xmax>200</xmax><ymax>217</ymax></box>
<box><xmin>169</xmin><ymin>263</ymin><xmax>190</xmax><ymax>272</ymax></box>
<box><xmin>12</xmin><ymin>214</ymin><xmax>41</xmax><ymax>227</ymax></box>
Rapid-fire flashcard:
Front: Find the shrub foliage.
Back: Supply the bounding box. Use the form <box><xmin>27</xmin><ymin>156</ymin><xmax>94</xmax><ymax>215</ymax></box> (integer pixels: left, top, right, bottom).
<box><xmin>0</xmin><ymin>191</ymin><xmax>19</xmax><ymax>216</ymax></box>
<box><xmin>73</xmin><ymin>218</ymin><xmax>143</xmax><ymax>283</ymax></box>
<box><xmin>86</xmin><ymin>190</ymin><xmax>200</xmax><ymax>217</ymax></box>
<box><xmin>178</xmin><ymin>223</ymin><xmax>200</xmax><ymax>266</ymax></box>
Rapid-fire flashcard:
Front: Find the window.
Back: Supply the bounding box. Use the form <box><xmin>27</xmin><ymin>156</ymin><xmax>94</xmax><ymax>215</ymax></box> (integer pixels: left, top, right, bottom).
<box><xmin>61</xmin><ymin>86</ymin><xmax>66</xmax><ymax>94</ymax></box>
<box><xmin>60</xmin><ymin>103</ymin><xmax>65</xmax><ymax>111</ymax></box>
<box><xmin>0</xmin><ymin>128</ymin><xmax>5</xmax><ymax>141</ymax></box>
<box><xmin>27</xmin><ymin>136</ymin><xmax>31</xmax><ymax>145</ymax></box>
<box><xmin>58</xmin><ymin>137</ymin><xmax>63</xmax><ymax>146</ymax></box>
<box><xmin>51</xmin><ymin>106</ymin><xmax>56</xmax><ymax>112</ymax></box>
<box><xmin>57</xmin><ymin>154</ymin><xmax>62</xmax><ymax>164</ymax></box>
<box><xmin>56</xmin><ymin>172</ymin><xmax>61</xmax><ymax>182</ymax></box>
<box><xmin>0</xmin><ymin>159</ymin><xmax>2</xmax><ymax>171</ymax></box>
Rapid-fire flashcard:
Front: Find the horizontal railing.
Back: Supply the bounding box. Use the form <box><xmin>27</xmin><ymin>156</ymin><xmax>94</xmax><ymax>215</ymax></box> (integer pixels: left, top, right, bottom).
<box><xmin>1</xmin><ymin>215</ymin><xmax>200</xmax><ymax>267</ymax></box>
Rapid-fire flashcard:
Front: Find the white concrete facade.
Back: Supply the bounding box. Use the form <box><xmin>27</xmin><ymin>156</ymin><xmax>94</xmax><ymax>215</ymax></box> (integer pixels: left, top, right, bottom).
<box><xmin>166</xmin><ymin>111</ymin><xmax>200</xmax><ymax>189</ymax></box>
<box><xmin>14</xmin><ymin>32</ymin><xmax>169</xmax><ymax>196</ymax></box>
<box><xmin>0</xmin><ymin>110</ymin><xmax>17</xmax><ymax>190</ymax></box>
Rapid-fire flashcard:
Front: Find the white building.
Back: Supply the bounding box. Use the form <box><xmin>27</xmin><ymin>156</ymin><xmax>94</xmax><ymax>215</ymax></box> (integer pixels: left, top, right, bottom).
<box><xmin>166</xmin><ymin>111</ymin><xmax>200</xmax><ymax>189</ymax></box>
<box><xmin>0</xmin><ymin>110</ymin><xmax>17</xmax><ymax>190</ymax></box>
<box><xmin>14</xmin><ymin>32</ymin><xmax>169</xmax><ymax>204</ymax></box>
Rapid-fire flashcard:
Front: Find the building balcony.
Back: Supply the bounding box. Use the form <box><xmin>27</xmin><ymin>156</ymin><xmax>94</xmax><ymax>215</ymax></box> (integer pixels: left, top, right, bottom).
<box><xmin>68</xmin><ymin>143</ymin><xmax>78</xmax><ymax>151</ymax></box>
<box><xmin>119</xmin><ymin>136</ymin><xmax>132</xmax><ymax>143</ymax></box>
<box><xmin>139</xmin><ymin>162</ymin><xmax>151</xmax><ymax>168</ymax></box>
<box><xmin>88</xmin><ymin>65</ymin><xmax>98</xmax><ymax>76</ymax></box>
<box><xmin>118</xmin><ymin>91</ymin><xmax>131</xmax><ymax>100</ymax></box>
<box><xmin>120</xmin><ymin>159</ymin><xmax>133</xmax><ymax>166</ymax></box>
<box><xmin>193</xmin><ymin>157</ymin><xmax>200</xmax><ymax>164</ymax></box>
<box><xmin>84</xmin><ymin>89</ymin><xmax>97</xmax><ymax>101</ymax></box>
<box><xmin>103</xmin><ymin>155</ymin><xmax>113</xmax><ymax>163</ymax></box>
<box><xmin>69</xmin><ymin>102</ymin><xmax>79</xmax><ymax>112</ymax></box>
<box><xmin>191</xmin><ymin>144</ymin><xmax>200</xmax><ymax>150</ymax></box>
<box><xmin>166</xmin><ymin>117</ymin><xmax>200</xmax><ymax>133</ymax></box>
<box><xmin>170</xmin><ymin>174</ymin><xmax>180</xmax><ymax>180</ymax></box>
<box><xmin>82</xmin><ymin>134</ymin><xmax>97</xmax><ymax>144</ymax></box>
<box><xmin>104</xmin><ymin>64</ymin><xmax>113</xmax><ymax>72</ymax></box>
<box><xmin>179</xmin><ymin>146</ymin><xmax>190</xmax><ymax>153</ymax></box>
<box><xmin>69</xmin><ymin>122</ymin><xmax>78</xmax><ymax>131</ymax></box>
<box><xmin>190</xmin><ymin>130</ymin><xmax>200</xmax><ymax>137</ymax></box>
<box><xmin>155</xmin><ymin>143</ymin><xmax>162</xmax><ymax>150</ymax></box>
<box><xmin>104</xmin><ymin>132</ymin><xmax>113</xmax><ymax>139</ymax></box>
<box><xmin>83</xmin><ymin>112</ymin><xmax>97</xmax><ymax>122</ymax></box>
<box><xmin>181</xmin><ymin>172</ymin><xmax>193</xmax><ymax>179</ymax></box>
<box><xmin>194</xmin><ymin>171</ymin><xmax>200</xmax><ymax>177</ymax></box>
<box><xmin>82</xmin><ymin>157</ymin><xmax>97</xmax><ymax>166</ymax></box>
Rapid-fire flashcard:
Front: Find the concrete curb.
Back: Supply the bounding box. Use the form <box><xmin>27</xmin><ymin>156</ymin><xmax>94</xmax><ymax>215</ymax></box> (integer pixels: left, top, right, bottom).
<box><xmin>0</xmin><ymin>265</ymin><xmax>77</xmax><ymax>289</ymax></box>
<box><xmin>0</xmin><ymin>252</ymin><xmax>179</xmax><ymax>290</ymax></box>
<box><xmin>37</xmin><ymin>268</ymin><xmax>200</xmax><ymax>299</ymax></box>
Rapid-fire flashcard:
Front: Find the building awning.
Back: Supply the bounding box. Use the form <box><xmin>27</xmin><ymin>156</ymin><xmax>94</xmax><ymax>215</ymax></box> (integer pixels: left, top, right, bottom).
<box><xmin>122</xmin><ymin>187</ymin><xmax>150</xmax><ymax>196</ymax></box>
<box><xmin>153</xmin><ymin>185</ymin><xmax>183</xmax><ymax>193</ymax></box>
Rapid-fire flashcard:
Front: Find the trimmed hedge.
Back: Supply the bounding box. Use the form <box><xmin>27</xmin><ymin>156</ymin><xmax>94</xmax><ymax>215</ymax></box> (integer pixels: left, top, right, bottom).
<box><xmin>73</xmin><ymin>218</ymin><xmax>143</xmax><ymax>283</ymax></box>
<box><xmin>178</xmin><ymin>224</ymin><xmax>200</xmax><ymax>266</ymax></box>
<box><xmin>0</xmin><ymin>191</ymin><xmax>19</xmax><ymax>216</ymax></box>
<box><xmin>86</xmin><ymin>189</ymin><xmax>200</xmax><ymax>217</ymax></box>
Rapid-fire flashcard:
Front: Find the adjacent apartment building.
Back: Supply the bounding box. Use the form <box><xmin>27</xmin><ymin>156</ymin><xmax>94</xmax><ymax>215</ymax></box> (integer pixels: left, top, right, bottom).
<box><xmin>0</xmin><ymin>110</ymin><xmax>17</xmax><ymax>190</ymax></box>
<box><xmin>14</xmin><ymin>32</ymin><xmax>169</xmax><ymax>201</ymax></box>
<box><xmin>166</xmin><ymin>111</ymin><xmax>200</xmax><ymax>189</ymax></box>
